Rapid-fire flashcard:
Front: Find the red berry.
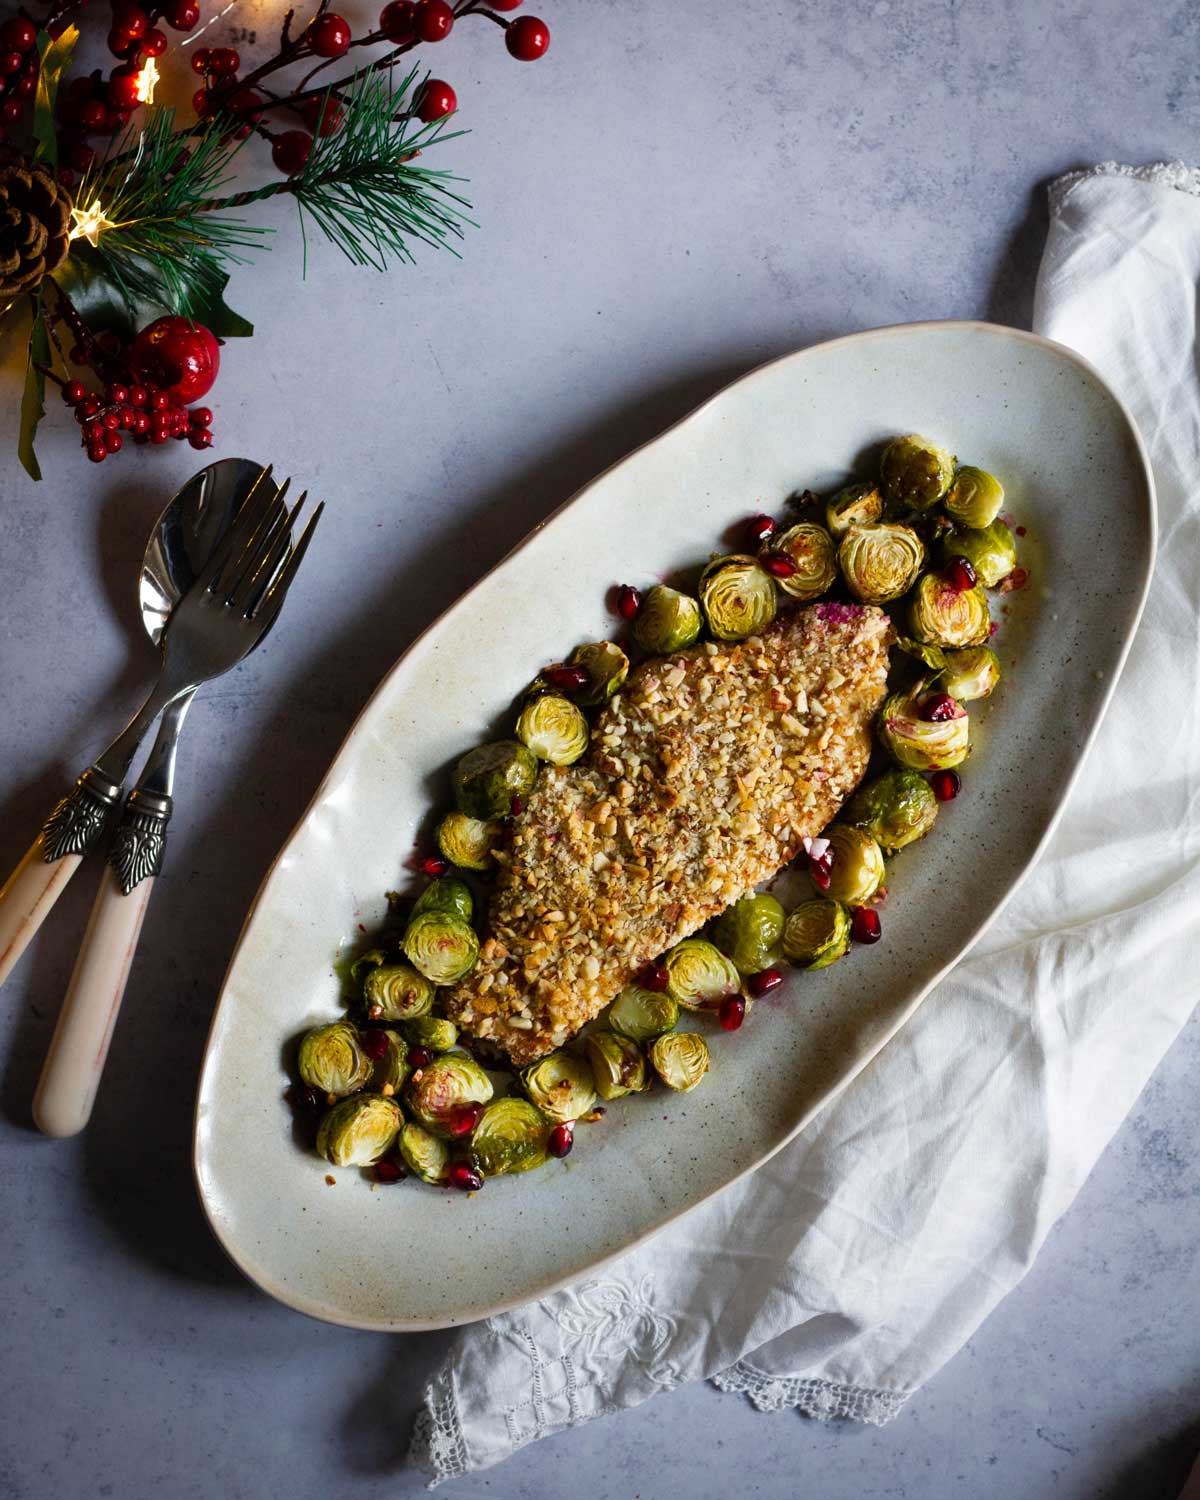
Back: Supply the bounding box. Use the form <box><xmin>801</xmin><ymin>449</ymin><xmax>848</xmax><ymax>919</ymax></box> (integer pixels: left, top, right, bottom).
<box><xmin>944</xmin><ymin>555</ymin><xmax>977</xmax><ymax>593</ymax></box>
<box><xmin>119</xmin><ymin>406</ymin><xmax>137</xmax><ymax>428</ymax></box>
<box><xmin>638</xmin><ymin>961</ymin><xmax>669</xmax><ymax>992</ymax></box>
<box><xmin>379</xmin><ymin>0</ymin><xmax>415</xmax><ymax>41</ymax></box>
<box><xmin>0</xmin><ymin>98</ymin><xmax>22</xmax><ymax>125</ymax></box>
<box><xmin>408</xmin><ymin>1045</ymin><xmax>432</xmax><ymax>1069</ymax></box>
<box><xmin>105</xmin><ymin>382</ymin><xmax>128</xmax><ymax>404</ymax></box>
<box><xmin>165</xmin><ymin>0</ymin><xmax>199</xmax><ymax>30</ymax></box>
<box><xmin>128</xmin><ymin>384</ymin><xmax>148</xmax><ymax>406</ymax></box>
<box><xmin>189</xmin><ymin>405</ymin><xmax>213</xmax><ymax>426</ymax></box>
<box><xmin>191</xmin><ymin>46</ymin><xmax>211</xmax><ymax>72</ymax></box>
<box><xmin>414</xmin><ymin>0</ymin><xmax>453</xmax><ymax>42</ymax></box>
<box><xmin>87</xmin><ymin>445</ymin><xmax>107</xmax><ymax>463</ymax></box>
<box><xmin>360</xmin><ymin>1028</ymin><xmax>390</xmax><ymax>1060</ymax></box>
<box><xmin>614</xmin><ymin>584</ymin><xmax>640</xmax><ymax>620</ymax></box>
<box><xmin>850</xmin><ymin>906</ymin><xmax>882</xmax><ymax>944</ymax></box>
<box><xmin>108</xmin><ymin>28</ymin><xmax>136</xmax><ymax>54</ymax></box>
<box><xmin>271</xmin><ymin>128</ymin><xmax>312</xmax><ymax>175</ymax></box>
<box><xmin>78</xmin><ymin>396</ymin><xmax>101</xmax><ymax>418</ymax></box>
<box><xmin>0</xmin><ymin>17</ymin><xmax>37</xmax><ymax>52</ymax></box>
<box><xmin>490</xmin><ymin>0</ymin><xmax>522</xmax><ymax>8</ymax></box>
<box><xmin>101</xmin><ymin>410</ymin><xmax>120</xmax><ymax>430</ymax></box>
<box><xmin>130</xmin><ymin>315</ymin><xmax>220</xmax><ymax>403</ymax></box>
<box><xmin>69</xmin><ymin>142</ymin><xmax>97</xmax><ymax>172</ymax></box>
<box><xmin>300</xmin><ymin>93</ymin><xmax>343</xmax><ymax>136</ymax></box>
<box><xmin>57</xmin><ymin>166</ymin><xmax>75</xmax><ymax>187</ymax></box>
<box><xmin>415</xmin><ymin>78</ymin><xmax>455</xmax><ymax>122</ymax></box>
<box><xmin>547</xmin><ymin>1122</ymin><xmax>574</xmax><ymax>1158</ymax></box>
<box><xmin>747</xmin><ymin>967</ymin><xmax>783</xmax><ymax>997</ymax></box>
<box><xmin>14</xmin><ymin>72</ymin><xmax>35</xmax><ymax>96</ymax></box>
<box><xmin>114</xmin><ymin>5</ymin><xmax>148</xmax><ymax>37</ymax></box>
<box><xmin>307</xmin><ymin>12</ymin><xmax>351</xmax><ymax>56</ymax></box>
<box><xmin>149</xmin><ymin>428</ymin><xmax>170</xmax><ymax>444</ymax></box>
<box><xmin>448</xmin><ymin>1161</ymin><xmax>483</xmax><ymax>1192</ymax></box>
<box><xmin>1</xmin><ymin>50</ymin><xmax>23</xmax><ymax>74</ymax></box>
<box><xmin>188</xmin><ymin>427</ymin><xmax>214</xmax><ymax>449</ymax></box>
<box><xmin>420</xmin><ymin>855</ymin><xmax>449</xmax><ymax>877</ymax></box>
<box><xmin>83</xmin><ymin>419</ymin><xmax>104</xmax><ymax>442</ymax></box>
<box><xmin>542</xmin><ymin>663</ymin><xmax>589</xmax><ymax>692</ymax></box>
<box><xmin>919</xmin><ymin>693</ymin><xmax>959</xmax><ymax>723</ymax></box>
<box><xmin>96</xmin><ymin>330</ymin><xmax>123</xmax><ymax>356</ymax></box>
<box><xmin>193</xmin><ymin>86</ymin><xmax>215</xmax><ymax>117</ymax></box>
<box><xmin>108</xmin><ymin>67</ymin><xmax>142</xmax><ymax>111</ymax></box>
<box><xmin>224</xmin><ymin>86</ymin><xmax>263</xmax><ymax>120</ymax></box>
<box><xmin>761</xmin><ymin>553</ymin><xmax>798</xmax><ymax>579</ymax></box>
<box><xmin>77</xmin><ymin>98</ymin><xmax>105</xmax><ymax>131</ymax></box>
<box><xmin>211</xmin><ymin>45</ymin><xmax>240</xmax><ymax>73</ymax></box>
<box><xmin>718</xmin><ymin>994</ymin><xmax>746</xmax><ymax>1031</ymax></box>
<box><xmin>930</xmin><ymin>768</ymin><xmax>961</xmax><ymax>802</ymax></box>
<box><xmin>149</xmin><ymin>387</ymin><xmax>170</xmax><ymax>410</ymax></box>
<box><xmin>445</xmin><ymin>1101</ymin><xmax>484</xmax><ymax>1137</ymax></box>
<box><xmin>374</xmin><ymin>1160</ymin><xmax>405</xmax><ymax>1183</ymax></box>
<box><xmin>743</xmin><ymin>512</ymin><xmax>777</xmax><ymax>547</ymax></box>
<box><xmin>505</xmin><ymin>14</ymin><xmax>549</xmax><ymax>59</ymax></box>
<box><xmin>131</xmin><ymin>411</ymin><xmax>150</xmax><ymax>435</ymax></box>
<box><xmin>140</xmin><ymin>26</ymin><xmax>167</xmax><ymax>55</ymax></box>
<box><xmin>63</xmin><ymin>380</ymin><xmax>87</xmax><ymax>405</ymax></box>
<box><xmin>104</xmin><ymin>430</ymin><xmax>123</xmax><ymax>453</ymax></box>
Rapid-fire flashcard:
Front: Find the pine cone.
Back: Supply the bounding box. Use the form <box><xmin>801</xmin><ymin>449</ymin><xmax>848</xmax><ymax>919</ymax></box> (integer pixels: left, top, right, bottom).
<box><xmin>0</xmin><ymin>162</ymin><xmax>73</xmax><ymax>303</ymax></box>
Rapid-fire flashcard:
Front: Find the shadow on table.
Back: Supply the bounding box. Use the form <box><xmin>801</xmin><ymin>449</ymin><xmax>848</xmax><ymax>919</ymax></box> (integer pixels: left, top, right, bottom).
<box><xmin>1099</xmin><ymin>1417</ymin><xmax>1200</xmax><ymax>1500</ymax></box>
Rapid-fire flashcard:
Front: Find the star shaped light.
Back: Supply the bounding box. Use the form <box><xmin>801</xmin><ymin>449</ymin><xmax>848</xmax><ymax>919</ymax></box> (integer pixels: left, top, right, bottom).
<box><xmin>135</xmin><ymin>56</ymin><xmax>159</xmax><ymax>104</ymax></box>
<box><xmin>69</xmin><ymin>201</ymin><xmax>117</xmax><ymax>249</ymax></box>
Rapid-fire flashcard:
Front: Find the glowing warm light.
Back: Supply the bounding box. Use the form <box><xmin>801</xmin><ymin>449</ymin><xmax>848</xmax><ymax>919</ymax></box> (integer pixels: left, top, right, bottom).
<box><xmin>69</xmin><ymin>201</ymin><xmax>117</xmax><ymax>248</ymax></box>
<box><xmin>135</xmin><ymin>56</ymin><xmax>159</xmax><ymax>104</ymax></box>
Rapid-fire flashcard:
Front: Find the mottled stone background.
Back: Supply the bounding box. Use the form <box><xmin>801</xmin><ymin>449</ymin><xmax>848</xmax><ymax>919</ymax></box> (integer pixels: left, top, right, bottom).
<box><xmin>1</xmin><ymin>2</ymin><xmax>1198</xmax><ymax>1496</ymax></box>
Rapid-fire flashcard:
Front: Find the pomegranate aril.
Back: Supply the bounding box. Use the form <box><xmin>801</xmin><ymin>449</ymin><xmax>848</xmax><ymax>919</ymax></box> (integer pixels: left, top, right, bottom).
<box><xmin>509</xmin><ymin>795</ymin><xmax>523</xmax><ymax>816</ymax></box>
<box><xmin>743</xmin><ymin>512</ymin><xmax>777</xmax><ymax>547</ymax></box>
<box><xmin>374</xmin><ymin>1160</ymin><xmax>405</xmax><ymax>1183</ymax></box>
<box><xmin>614</xmin><ymin>584</ymin><xmax>640</xmax><ymax>620</ymax></box>
<box><xmin>448</xmin><ymin>1161</ymin><xmax>483</xmax><ymax>1192</ymax></box>
<box><xmin>361</xmin><ymin>1029</ymin><xmax>390</xmax><ymax>1060</ymax></box>
<box><xmin>639</xmin><ymin>961</ymin><xmax>669</xmax><ymax>992</ymax></box>
<box><xmin>850</xmin><ymin>906</ymin><xmax>882</xmax><ymax>944</ymax></box>
<box><xmin>408</xmin><ymin>1045</ymin><xmax>432</xmax><ymax>1069</ymax></box>
<box><xmin>944</xmin><ymin>556</ymin><xmax>977</xmax><ymax>593</ymax></box>
<box><xmin>420</xmin><ymin>855</ymin><xmax>449</xmax><ymax>877</ymax></box>
<box><xmin>542</xmin><ymin>663</ymin><xmax>589</xmax><ymax>692</ymax></box>
<box><xmin>761</xmin><ymin>553</ymin><xmax>798</xmax><ymax>579</ymax></box>
<box><xmin>294</xmin><ymin>1084</ymin><xmax>324</xmax><ymax>1113</ymax></box>
<box><xmin>547</xmin><ymin>1122</ymin><xmax>574</xmax><ymax>1158</ymax></box>
<box><xmin>747</xmin><ymin>967</ymin><xmax>783</xmax><ymax>997</ymax></box>
<box><xmin>930</xmin><ymin>768</ymin><xmax>961</xmax><ymax>802</ymax></box>
<box><xmin>919</xmin><ymin>693</ymin><xmax>959</xmax><ymax>722</ymax></box>
<box><xmin>445</xmin><ymin>1101</ymin><xmax>484</xmax><ymax>1137</ymax></box>
<box><xmin>808</xmin><ymin>853</ymin><xmax>833</xmax><ymax>892</ymax></box>
<box><xmin>718</xmin><ymin>994</ymin><xmax>746</xmax><ymax>1031</ymax></box>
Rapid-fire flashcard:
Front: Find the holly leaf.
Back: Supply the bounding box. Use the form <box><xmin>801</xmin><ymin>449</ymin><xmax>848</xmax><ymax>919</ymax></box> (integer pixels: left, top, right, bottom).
<box><xmin>18</xmin><ymin>297</ymin><xmax>50</xmax><ymax>483</ymax></box>
<box><xmin>59</xmin><ymin>243</ymin><xmax>253</xmax><ymax>340</ymax></box>
<box><xmin>32</xmin><ymin>25</ymin><xmax>79</xmax><ymax>169</ymax></box>
<box><xmin>186</xmin><ymin>271</ymin><xmax>253</xmax><ymax>339</ymax></box>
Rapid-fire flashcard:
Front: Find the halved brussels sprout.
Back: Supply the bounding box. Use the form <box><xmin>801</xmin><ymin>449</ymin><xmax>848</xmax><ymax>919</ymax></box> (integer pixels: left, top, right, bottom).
<box><xmin>710</xmin><ymin>892</ymin><xmax>785</xmax><ymax>974</ymax></box>
<box><xmin>648</xmin><ymin>1031</ymin><xmax>710</xmax><ymax>1093</ymax></box>
<box><xmin>586</xmin><ymin>1030</ymin><xmax>650</xmax><ymax>1101</ymax></box>
<box><xmin>844</xmin><ymin>766</ymin><xmax>938</xmax><ymax>853</ymax></box>
<box><xmin>349</xmin><ymin>947</ymin><xmax>387</xmax><ymax>984</ymax></box>
<box><xmin>298</xmin><ymin>1020</ymin><xmax>373</xmax><ymax>1097</ymax></box>
<box><xmin>781</xmin><ymin>898</ymin><xmax>851</xmax><ymax>970</ymax></box>
<box><xmin>402</xmin><ymin>911</ymin><xmax>480</xmax><ymax>985</ymax></box>
<box><xmin>453</xmin><ymin>740</ymin><xmax>538</xmax><ymax>820</ymax></box>
<box><xmin>436</xmin><ymin>810</ymin><xmax>502</xmax><ymax>872</ymax></box>
<box><xmin>940</xmin><ymin>644</ymin><xmax>1001</xmax><ymax>702</ymax></box>
<box><xmin>411</xmin><ymin>875</ymin><xmax>474</xmax><ymax>923</ymax></box>
<box><xmin>633</xmin><ymin>584</ymin><xmax>703</xmax><ymax>654</ymax></box>
<box><xmin>664</xmin><ymin>937</ymin><xmax>742</xmax><ymax>1010</ymax></box>
<box><xmin>825</xmin><ymin>482</ymin><xmax>884</xmax><ymax>541</ymax></box>
<box><xmin>521</xmin><ymin>1050</ymin><xmax>599</xmax><ymax>1123</ymax></box>
<box><xmin>879</xmin><ymin>434</ymin><xmax>956</xmax><ymax>511</ymax></box>
<box><xmin>944</xmin><ymin>465</ymin><xmax>1005</xmax><ymax>529</ymax></box>
<box><xmin>405</xmin><ymin>1051</ymin><xmax>494</xmax><ymax>1138</ymax></box>
<box><xmin>404</xmin><ymin>1015</ymin><xmax>459</xmax><ymax>1053</ymax></box>
<box><xmin>878</xmin><ymin>680</ymin><xmax>970</xmax><ymax>772</ymax></box>
<box><xmin>363</xmin><ymin>962</ymin><xmax>435</xmax><ymax>1022</ymax></box>
<box><xmin>317</xmin><ymin>1093</ymin><xmax>403</xmax><ymax>1167</ymax></box>
<box><xmin>568</xmin><ymin>641</ymin><xmax>629</xmax><ymax>706</ymax></box>
<box><xmin>399</xmin><ymin>1120</ymin><xmax>450</xmax><ymax>1184</ymax></box>
<box><xmin>608</xmin><ymin>984</ymin><xmax>680</xmax><ymax>1043</ymax></box>
<box><xmin>698</xmin><ymin>554</ymin><xmax>777</xmax><ymax>641</ymax></box>
<box><xmin>516</xmin><ymin>693</ymin><xmax>590</xmax><ymax>766</ymax></box>
<box><xmin>908</xmin><ymin>573</ymin><xmax>991</xmax><ymax>648</ymax></box>
<box><xmin>371</xmin><ymin>1028</ymin><xmax>411</xmax><ymax>1091</ymax></box>
<box><xmin>823</xmin><ymin>824</ymin><xmax>885</xmax><ymax>906</ymax></box>
<box><xmin>941</xmin><ymin>519</ymin><xmax>1018</xmax><ymax>589</ymax></box>
<box><xmin>769</xmin><ymin>522</ymin><xmax>839</xmax><ymax>601</ymax></box>
<box><xmin>470</xmin><ymin>1097</ymin><xmax>550</xmax><ymax>1177</ymax></box>
<box><xmin>895</xmin><ymin>635</ymin><xmax>947</xmax><ymax>671</ymax></box>
<box><xmin>838</xmin><ymin>524</ymin><xmax>925</xmax><ymax>604</ymax></box>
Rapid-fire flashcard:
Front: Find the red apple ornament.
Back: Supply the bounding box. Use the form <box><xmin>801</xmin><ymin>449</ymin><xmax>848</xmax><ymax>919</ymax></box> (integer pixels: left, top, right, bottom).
<box><xmin>130</xmin><ymin>316</ymin><xmax>220</xmax><ymax>403</ymax></box>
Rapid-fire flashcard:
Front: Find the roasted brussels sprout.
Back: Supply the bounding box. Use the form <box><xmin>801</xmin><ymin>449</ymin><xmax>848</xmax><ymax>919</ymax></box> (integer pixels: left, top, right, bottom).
<box><xmin>878</xmin><ymin>680</ymin><xmax>970</xmax><ymax>772</ymax></box>
<box><xmin>399</xmin><ymin>1120</ymin><xmax>450</xmax><ymax>1184</ymax></box>
<box><xmin>698</xmin><ymin>554</ymin><xmax>777</xmax><ymax>641</ymax></box>
<box><xmin>516</xmin><ymin>693</ymin><xmax>590</xmax><ymax>766</ymax></box>
<box><xmin>370</xmin><ymin>1028</ymin><xmax>411</xmax><ymax>1091</ymax></box>
<box><xmin>895</xmin><ymin>635</ymin><xmax>947</xmax><ymax>671</ymax></box>
<box><xmin>520</xmin><ymin>1050</ymin><xmax>599</xmax><ymax>1122</ymax></box>
<box><xmin>940</xmin><ymin>644</ymin><xmax>1001</xmax><ymax>702</ymax></box>
<box><xmin>825</xmin><ymin>481</ymin><xmax>884</xmax><ymax>541</ymax></box>
<box><xmin>838</xmin><ymin>524</ymin><xmax>925</xmax><ymax>604</ymax></box>
<box><xmin>908</xmin><ymin>573</ymin><xmax>991</xmax><ymax>648</ymax></box>
<box><xmin>363</xmin><ymin>962</ymin><xmax>436</xmax><ymax>1022</ymax></box>
<box><xmin>587</xmin><ymin>1030</ymin><xmax>649</xmax><ymax>1100</ymax></box>
<box><xmin>781</xmin><ymin>898</ymin><xmax>851</xmax><ymax>970</ymax></box>
<box><xmin>608</xmin><ymin>984</ymin><xmax>680</xmax><ymax>1043</ymax></box>
<box><xmin>317</xmin><ymin>1093</ymin><xmax>403</xmax><ymax>1167</ymax></box>
<box><xmin>411</xmin><ymin>875</ymin><xmax>474</xmax><ymax>923</ymax></box>
<box><xmin>568</xmin><ymin>641</ymin><xmax>629</xmax><ymax>706</ymax></box>
<box><xmin>470</xmin><ymin>1097</ymin><xmax>550</xmax><ymax>1177</ymax></box>
<box><xmin>648</xmin><ymin>1031</ymin><xmax>710</xmax><ymax>1093</ymax></box>
<box><xmin>663</xmin><ymin>937</ymin><xmax>742</xmax><ymax>1010</ymax></box>
<box><xmin>406</xmin><ymin>1051</ymin><xmax>494</xmax><ymax>1138</ymax></box>
<box><xmin>844</xmin><ymin>766</ymin><xmax>938</xmax><ymax>853</ymax></box>
<box><xmin>404</xmin><ymin>1014</ymin><xmax>460</xmax><ymax>1053</ymax></box>
<box><xmin>402</xmin><ymin>911</ymin><xmax>480</xmax><ymax>985</ymax></box>
<box><xmin>769</xmin><ymin>522</ymin><xmax>839</xmax><ymax>601</ymax></box>
<box><xmin>710</xmin><ymin>892</ymin><xmax>785</xmax><ymax>974</ymax></box>
<box><xmin>633</xmin><ymin>584</ymin><xmax>703</xmax><ymax>654</ymax></box>
<box><xmin>823</xmin><ymin>824</ymin><xmax>885</xmax><ymax>906</ymax></box>
<box><xmin>944</xmin><ymin>465</ymin><xmax>1005</xmax><ymax>529</ymax></box>
<box><xmin>298</xmin><ymin>1020</ymin><xmax>373</xmax><ymax>1097</ymax></box>
<box><xmin>879</xmin><ymin>434</ymin><xmax>956</xmax><ymax>511</ymax></box>
<box><xmin>349</xmin><ymin>947</ymin><xmax>387</xmax><ymax>984</ymax></box>
<box><xmin>453</xmin><ymin>740</ymin><xmax>538</xmax><ymax>820</ymax></box>
<box><xmin>941</xmin><ymin>519</ymin><xmax>1018</xmax><ymax>588</ymax></box>
<box><xmin>436</xmin><ymin>811</ymin><xmax>502</xmax><ymax>872</ymax></box>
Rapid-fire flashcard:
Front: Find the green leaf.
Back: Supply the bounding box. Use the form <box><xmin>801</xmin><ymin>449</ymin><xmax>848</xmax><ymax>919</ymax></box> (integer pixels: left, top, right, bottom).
<box><xmin>56</xmin><ymin>245</ymin><xmax>141</xmax><ymax>342</ymax></box>
<box><xmin>185</xmin><ymin>271</ymin><xmax>253</xmax><ymax>339</ymax></box>
<box><xmin>18</xmin><ymin>297</ymin><xmax>50</xmax><ymax>483</ymax></box>
<box><xmin>32</xmin><ymin>25</ymin><xmax>79</xmax><ymax>169</ymax></box>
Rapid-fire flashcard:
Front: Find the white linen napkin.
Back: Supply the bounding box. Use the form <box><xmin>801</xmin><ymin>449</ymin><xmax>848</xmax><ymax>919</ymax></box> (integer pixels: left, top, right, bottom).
<box><xmin>408</xmin><ymin>162</ymin><xmax>1200</xmax><ymax>1485</ymax></box>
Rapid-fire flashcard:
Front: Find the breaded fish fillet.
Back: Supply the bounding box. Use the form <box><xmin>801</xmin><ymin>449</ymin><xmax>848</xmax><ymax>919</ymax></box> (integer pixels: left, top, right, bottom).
<box><xmin>443</xmin><ymin>602</ymin><xmax>894</xmax><ymax>1065</ymax></box>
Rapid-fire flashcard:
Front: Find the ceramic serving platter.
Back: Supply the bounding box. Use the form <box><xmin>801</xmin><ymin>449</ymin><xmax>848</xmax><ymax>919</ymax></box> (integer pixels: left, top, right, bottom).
<box><xmin>194</xmin><ymin>321</ymin><xmax>1155</xmax><ymax>1331</ymax></box>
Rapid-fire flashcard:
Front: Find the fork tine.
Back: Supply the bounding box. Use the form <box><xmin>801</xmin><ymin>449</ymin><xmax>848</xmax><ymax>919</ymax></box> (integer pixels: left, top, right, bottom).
<box><xmin>249</xmin><ymin>501</ymin><xmax>324</xmax><ymax>627</ymax></box>
<box><xmin>222</xmin><ymin>480</ymin><xmax>297</xmax><ymax>606</ymax></box>
<box><xmin>231</xmin><ymin>490</ymin><xmax>307</xmax><ymax>612</ymax></box>
<box><xmin>194</xmin><ymin>465</ymin><xmax>281</xmax><ymax>595</ymax></box>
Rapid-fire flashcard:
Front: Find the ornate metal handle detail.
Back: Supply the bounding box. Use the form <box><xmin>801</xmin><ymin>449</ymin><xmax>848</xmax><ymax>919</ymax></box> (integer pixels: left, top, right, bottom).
<box><xmin>108</xmin><ymin>788</ymin><xmax>172</xmax><ymax>895</ymax></box>
<box><xmin>40</xmin><ymin>767</ymin><xmax>122</xmax><ymax>863</ymax></box>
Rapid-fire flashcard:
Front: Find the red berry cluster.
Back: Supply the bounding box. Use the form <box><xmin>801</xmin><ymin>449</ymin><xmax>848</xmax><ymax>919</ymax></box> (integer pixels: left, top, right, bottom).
<box><xmin>62</xmin><ymin>379</ymin><xmax>214</xmax><ymax>463</ymax></box>
<box><xmin>0</xmin><ymin>17</ymin><xmax>39</xmax><ymax>146</ymax></box>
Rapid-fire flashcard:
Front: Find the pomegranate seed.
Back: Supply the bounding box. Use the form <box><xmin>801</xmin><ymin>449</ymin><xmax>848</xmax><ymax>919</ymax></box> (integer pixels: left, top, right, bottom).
<box><xmin>930</xmin><ymin>769</ymin><xmax>961</xmax><ymax>802</ymax></box>
<box><xmin>294</xmin><ymin>1084</ymin><xmax>323</xmax><ymax>1113</ymax></box>
<box><xmin>761</xmin><ymin>553</ymin><xmax>798</xmax><ymax>579</ymax></box>
<box><xmin>547</xmin><ymin>1122</ymin><xmax>574</xmax><ymax>1158</ymax></box>
<box><xmin>747</xmin><ymin>967</ymin><xmax>783</xmax><ymax>997</ymax></box>
<box><xmin>615</xmin><ymin>584</ymin><xmax>641</xmax><ymax>620</ymax></box>
<box><xmin>944</xmin><ymin>556</ymin><xmax>977</xmax><ymax>593</ymax></box>
<box><xmin>510</xmin><ymin>795</ymin><xmax>523</xmax><ymax>816</ymax></box>
<box><xmin>1015</xmin><ymin>525</ymin><xmax>1027</xmax><ymax>537</ymax></box>
<box><xmin>851</xmin><ymin>906</ymin><xmax>882</xmax><ymax>944</ymax></box>
<box><xmin>374</xmin><ymin>1160</ymin><xmax>405</xmax><ymax>1183</ymax></box>
<box><xmin>920</xmin><ymin>693</ymin><xmax>959</xmax><ymax>722</ymax></box>
<box><xmin>448</xmin><ymin>1162</ymin><xmax>483</xmax><ymax>1192</ymax></box>
<box><xmin>446</xmin><ymin>1101</ymin><xmax>484</xmax><ymax>1137</ymax></box>
<box><xmin>639</xmin><ymin>961</ymin><xmax>670</xmax><ymax>992</ymax></box>
<box><xmin>543</xmin><ymin>663</ymin><xmax>589</xmax><ymax>692</ymax></box>
<box><xmin>743</xmin><ymin>512</ymin><xmax>777</xmax><ymax>547</ymax></box>
<box><xmin>420</xmin><ymin>855</ymin><xmax>449</xmax><ymax>877</ymax></box>
<box><xmin>408</xmin><ymin>1045</ymin><xmax>432</xmax><ymax>1068</ymax></box>
<box><xmin>361</xmin><ymin>1029</ymin><xmax>390</xmax><ymax>1060</ymax></box>
<box><xmin>718</xmin><ymin>995</ymin><xmax>746</xmax><ymax>1031</ymax></box>
<box><xmin>808</xmin><ymin>852</ymin><xmax>833</xmax><ymax>892</ymax></box>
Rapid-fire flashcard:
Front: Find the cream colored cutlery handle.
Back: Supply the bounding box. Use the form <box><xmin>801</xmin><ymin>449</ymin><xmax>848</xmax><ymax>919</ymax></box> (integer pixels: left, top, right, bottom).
<box><xmin>33</xmin><ymin>866</ymin><xmax>154</xmax><ymax>1138</ymax></box>
<box><xmin>0</xmin><ymin>841</ymin><xmax>84</xmax><ymax>987</ymax></box>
